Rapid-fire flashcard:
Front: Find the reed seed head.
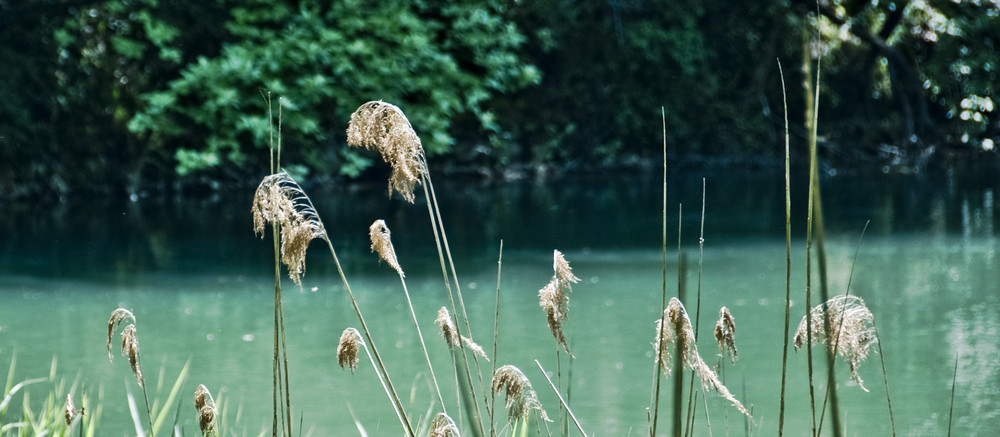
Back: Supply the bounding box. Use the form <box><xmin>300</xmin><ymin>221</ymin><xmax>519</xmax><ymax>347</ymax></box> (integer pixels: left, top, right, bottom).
<box><xmin>435</xmin><ymin>306</ymin><xmax>460</xmax><ymax>349</ymax></box>
<box><xmin>193</xmin><ymin>384</ymin><xmax>216</xmax><ymax>435</ymax></box>
<box><xmin>251</xmin><ymin>171</ymin><xmax>327</xmax><ymax>286</ymax></box>
<box><xmin>714</xmin><ymin>306</ymin><xmax>738</xmax><ymax>363</ymax></box>
<box><xmin>462</xmin><ymin>336</ymin><xmax>490</xmax><ymax>362</ymax></box>
<box><xmin>491</xmin><ymin>365</ymin><xmax>550</xmax><ymax>423</ymax></box>
<box><xmin>107</xmin><ymin>308</ymin><xmax>136</xmax><ymax>360</ymax></box>
<box><xmin>429</xmin><ymin>412</ymin><xmax>460</xmax><ymax>437</ymax></box>
<box><xmin>337</xmin><ymin>327</ymin><xmax>363</xmax><ymax>372</ymax></box>
<box><xmin>346</xmin><ymin>101</ymin><xmax>427</xmax><ymax>203</ymax></box>
<box><xmin>120</xmin><ymin>323</ymin><xmax>144</xmax><ymax>387</ymax></box>
<box><xmin>369</xmin><ymin>219</ymin><xmax>403</xmax><ymax>276</ymax></box>
<box><xmin>655</xmin><ymin>298</ymin><xmax>751</xmax><ymax>418</ymax></box>
<box><xmin>794</xmin><ymin>295</ymin><xmax>877</xmax><ymax>391</ymax></box>
<box><xmin>538</xmin><ymin>250</ymin><xmax>580</xmax><ymax>356</ymax></box>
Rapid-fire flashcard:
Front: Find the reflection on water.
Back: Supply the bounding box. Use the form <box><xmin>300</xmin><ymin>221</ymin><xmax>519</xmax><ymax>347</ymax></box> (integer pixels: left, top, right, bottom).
<box><xmin>0</xmin><ymin>165</ymin><xmax>998</xmax><ymax>435</ymax></box>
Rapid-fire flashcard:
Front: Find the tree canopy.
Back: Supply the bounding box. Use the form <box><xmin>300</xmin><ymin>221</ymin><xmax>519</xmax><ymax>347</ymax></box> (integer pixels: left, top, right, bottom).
<box><xmin>1</xmin><ymin>0</ymin><xmax>996</xmax><ymax>200</ymax></box>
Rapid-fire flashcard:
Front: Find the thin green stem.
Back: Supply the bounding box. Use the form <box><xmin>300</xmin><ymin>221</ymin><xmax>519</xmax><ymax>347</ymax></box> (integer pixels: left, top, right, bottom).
<box><xmin>875</xmin><ymin>322</ymin><xmax>896</xmax><ymax>436</ymax></box>
<box><xmin>398</xmin><ymin>274</ymin><xmax>447</xmax><ymax>414</ymax></box>
<box><xmin>490</xmin><ymin>240</ymin><xmax>503</xmax><ymax>437</ymax></box>
<box><xmin>534</xmin><ymin>360</ymin><xmax>587</xmax><ymax>437</ymax></box>
<box><xmin>651</xmin><ymin>106</ymin><xmax>668</xmax><ymax>437</ymax></box>
<box><xmin>777</xmin><ymin>57</ymin><xmax>792</xmax><ymax>437</ymax></box>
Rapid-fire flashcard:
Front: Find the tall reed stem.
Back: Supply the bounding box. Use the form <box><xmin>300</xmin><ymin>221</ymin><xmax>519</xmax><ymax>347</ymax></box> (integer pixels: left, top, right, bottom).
<box><xmin>535</xmin><ymin>360</ymin><xmax>587</xmax><ymax>437</ymax></box>
<box><xmin>651</xmin><ymin>106</ymin><xmax>669</xmax><ymax>437</ymax></box>
<box><xmin>490</xmin><ymin>240</ymin><xmax>503</xmax><ymax>437</ymax></box>
<box><xmin>395</xmin><ymin>272</ymin><xmax>447</xmax><ymax>414</ymax></box>
<box><xmin>776</xmin><ymin>58</ymin><xmax>792</xmax><ymax>437</ymax></box>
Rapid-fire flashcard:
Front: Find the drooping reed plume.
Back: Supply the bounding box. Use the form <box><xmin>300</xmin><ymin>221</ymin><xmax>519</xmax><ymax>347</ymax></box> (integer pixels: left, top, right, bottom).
<box><xmin>714</xmin><ymin>306</ymin><xmax>738</xmax><ymax>363</ymax></box>
<box><xmin>653</xmin><ymin>298</ymin><xmax>751</xmax><ymax>418</ymax></box>
<box><xmin>538</xmin><ymin>250</ymin><xmax>581</xmax><ymax>356</ymax></box>
<box><xmin>346</xmin><ymin>100</ymin><xmax>427</xmax><ymax>203</ymax></box>
<box><xmin>337</xmin><ymin>328</ymin><xmax>363</xmax><ymax>372</ymax></box>
<box><xmin>106</xmin><ymin>308</ymin><xmax>153</xmax><ymax>434</ymax></box>
<box><xmin>252</xmin><ymin>171</ymin><xmax>326</xmax><ymax>286</ymax></box>
<box><xmin>63</xmin><ymin>394</ymin><xmax>82</xmax><ymax>426</ymax></box>
<box><xmin>194</xmin><ymin>384</ymin><xmax>217</xmax><ymax>436</ymax></box>
<box><xmin>348</xmin><ymin>100</ymin><xmax>486</xmax><ymax>435</ymax></box>
<box><xmin>429</xmin><ymin>413</ymin><xmax>460</xmax><ymax>437</ymax></box>
<box><xmin>491</xmin><ymin>365</ymin><xmax>549</xmax><ymax>424</ymax></box>
<box><xmin>436</xmin><ymin>306</ymin><xmax>490</xmax><ymax>362</ymax></box>
<box><xmin>794</xmin><ymin>295</ymin><xmax>877</xmax><ymax>391</ymax></box>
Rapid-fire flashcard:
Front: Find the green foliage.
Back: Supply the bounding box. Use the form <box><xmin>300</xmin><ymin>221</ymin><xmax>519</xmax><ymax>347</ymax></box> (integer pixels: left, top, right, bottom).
<box><xmin>129</xmin><ymin>0</ymin><xmax>537</xmax><ymax>177</ymax></box>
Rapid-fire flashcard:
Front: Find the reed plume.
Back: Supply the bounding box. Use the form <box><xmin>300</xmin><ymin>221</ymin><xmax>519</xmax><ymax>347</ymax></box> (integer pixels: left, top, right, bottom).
<box><xmin>435</xmin><ymin>306</ymin><xmax>489</xmax><ymax>361</ymax></box>
<box><xmin>714</xmin><ymin>306</ymin><xmax>738</xmax><ymax>363</ymax></box>
<box><xmin>346</xmin><ymin>101</ymin><xmax>427</xmax><ymax>203</ymax></box>
<box><xmin>252</xmin><ymin>171</ymin><xmax>326</xmax><ymax>286</ymax></box>
<box><xmin>654</xmin><ymin>298</ymin><xmax>751</xmax><ymax>418</ymax></box>
<box><xmin>369</xmin><ymin>219</ymin><xmax>403</xmax><ymax>276</ymax></box>
<box><xmin>538</xmin><ymin>250</ymin><xmax>581</xmax><ymax>355</ymax></box>
<box><xmin>794</xmin><ymin>295</ymin><xmax>877</xmax><ymax>391</ymax></box>
<box><xmin>491</xmin><ymin>365</ymin><xmax>549</xmax><ymax>424</ymax></box>
<box><xmin>429</xmin><ymin>413</ymin><xmax>460</xmax><ymax>437</ymax></box>
<box><xmin>194</xmin><ymin>384</ymin><xmax>217</xmax><ymax>436</ymax></box>
<box><xmin>106</xmin><ymin>307</ymin><xmax>153</xmax><ymax>433</ymax></box>
<box><xmin>337</xmin><ymin>328</ymin><xmax>363</xmax><ymax>372</ymax></box>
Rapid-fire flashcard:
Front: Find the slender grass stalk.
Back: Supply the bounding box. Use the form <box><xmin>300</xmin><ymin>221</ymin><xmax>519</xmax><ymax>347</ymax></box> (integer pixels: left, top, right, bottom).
<box><xmin>534</xmin><ymin>360</ymin><xmax>587</xmax><ymax>437</ymax></box>
<box><xmin>803</xmin><ymin>37</ymin><xmax>821</xmax><ymax>437</ymax></box>
<box><xmin>683</xmin><ymin>179</ymin><xmax>707</xmax><ymax>437</ymax></box>
<box><xmin>651</xmin><ymin>106</ymin><xmax>669</xmax><ymax>437</ymax></box>
<box><xmin>874</xmin><ymin>322</ymin><xmax>897</xmax><ymax>436</ymax></box>
<box><xmin>673</xmin><ymin>206</ymin><xmax>685</xmax><ymax>437</ymax></box>
<box><xmin>490</xmin><ymin>240</ymin><xmax>503</xmax><ymax>437</ymax></box>
<box><xmin>106</xmin><ymin>308</ymin><xmax>153</xmax><ymax>436</ymax></box>
<box><xmin>337</xmin><ymin>327</ymin><xmax>410</xmax><ymax>435</ymax></box>
<box><xmin>776</xmin><ymin>57</ymin><xmax>792</xmax><ymax>437</ymax></box>
<box><xmin>948</xmin><ymin>353</ymin><xmax>958</xmax><ymax>437</ymax></box>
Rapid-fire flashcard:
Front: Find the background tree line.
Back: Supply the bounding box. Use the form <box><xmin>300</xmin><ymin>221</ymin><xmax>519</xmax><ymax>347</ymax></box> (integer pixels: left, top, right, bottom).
<box><xmin>1</xmin><ymin>0</ymin><xmax>997</xmax><ymax>200</ymax></box>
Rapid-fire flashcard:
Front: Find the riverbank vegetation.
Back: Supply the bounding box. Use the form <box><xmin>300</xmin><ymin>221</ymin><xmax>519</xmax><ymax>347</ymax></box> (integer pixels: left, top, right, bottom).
<box><xmin>1</xmin><ymin>0</ymin><xmax>998</xmax><ymax>201</ymax></box>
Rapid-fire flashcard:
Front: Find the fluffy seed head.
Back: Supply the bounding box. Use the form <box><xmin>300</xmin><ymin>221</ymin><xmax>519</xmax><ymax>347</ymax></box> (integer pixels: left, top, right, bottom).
<box><xmin>491</xmin><ymin>365</ymin><xmax>549</xmax><ymax>423</ymax></box>
<box><xmin>462</xmin><ymin>336</ymin><xmax>490</xmax><ymax>362</ymax></box>
<box><xmin>435</xmin><ymin>306</ymin><xmax>460</xmax><ymax>349</ymax></box>
<box><xmin>655</xmin><ymin>298</ymin><xmax>751</xmax><ymax>418</ymax></box>
<box><xmin>251</xmin><ymin>171</ymin><xmax>327</xmax><ymax>286</ymax></box>
<box><xmin>120</xmin><ymin>324</ymin><xmax>144</xmax><ymax>387</ymax></box>
<box><xmin>337</xmin><ymin>328</ymin><xmax>363</xmax><ymax>372</ymax></box>
<box><xmin>794</xmin><ymin>295</ymin><xmax>877</xmax><ymax>391</ymax></box>
<box><xmin>107</xmin><ymin>308</ymin><xmax>136</xmax><ymax>360</ymax></box>
<box><xmin>369</xmin><ymin>219</ymin><xmax>403</xmax><ymax>276</ymax></box>
<box><xmin>714</xmin><ymin>306</ymin><xmax>738</xmax><ymax>363</ymax></box>
<box><xmin>346</xmin><ymin>101</ymin><xmax>427</xmax><ymax>203</ymax></box>
<box><xmin>429</xmin><ymin>413</ymin><xmax>460</xmax><ymax>437</ymax></box>
<box><xmin>539</xmin><ymin>250</ymin><xmax>580</xmax><ymax>355</ymax></box>
<box><xmin>194</xmin><ymin>384</ymin><xmax>216</xmax><ymax>435</ymax></box>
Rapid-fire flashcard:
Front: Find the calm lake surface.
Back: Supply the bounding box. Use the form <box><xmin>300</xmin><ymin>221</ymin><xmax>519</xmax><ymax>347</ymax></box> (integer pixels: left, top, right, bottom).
<box><xmin>1</xmin><ymin>163</ymin><xmax>998</xmax><ymax>436</ymax></box>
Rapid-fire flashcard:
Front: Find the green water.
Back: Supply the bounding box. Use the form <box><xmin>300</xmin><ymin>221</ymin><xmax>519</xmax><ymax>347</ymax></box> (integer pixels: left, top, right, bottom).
<box><xmin>1</xmin><ymin>166</ymin><xmax>998</xmax><ymax>436</ymax></box>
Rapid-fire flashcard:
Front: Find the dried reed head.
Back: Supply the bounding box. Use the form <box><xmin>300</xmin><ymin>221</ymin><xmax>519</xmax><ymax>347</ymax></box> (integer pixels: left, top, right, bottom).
<box><xmin>429</xmin><ymin>412</ymin><xmax>460</xmax><ymax>437</ymax></box>
<box><xmin>794</xmin><ymin>295</ymin><xmax>877</xmax><ymax>391</ymax></box>
<box><xmin>107</xmin><ymin>308</ymin><xmax>135</xmax><ymax>360</ymax></box>
<box><xmin>435</xmin><ymin>306</ymin><xmax>460</xmax><ymax>349</ymax></box>
<box><xmin>107</xmin><ymin>308</ymin><xmax>144</xmax><ymax>387</ymax></box>
<box><xmin>251</xmin><ymin>171</ymin><xmax>327</xmax><ymax>286</ymax></box>
<box><xmin>369</xmin><ymin>219</ymin><xmax>403</xmax><ymax>276</ymax></box>
<box><xmin>194</xmin><ymin>384</ymin><xmax>216</xmax><ymax>435</ymax></box>
<box><xmin>346</xmin><ymin>101</ymin><xmax>427</xmax><ymax>203</ymax></box>
<box><xmin>462</xmin><ymin>336</ymin><xmax>490</xmax><ymax>362</ymax></box>
<box><xmin>491</xmin><ymin>365</ymin><xmax>549</xmax><ymax>423</ymax></box>
<box><xmin>538</xmin><ymin>250</ymin><xmax>581</xmax><ymax>355</ymax></box>
<box><xmin>655</xmin><ymin>298</ymin><xmax>751</xmax><ymax>418</ymax></box>
<box><xmin>714</xmin><ymin>306</ymin><xmax>738</xmax><ymax>363</ymax></box>
<box><xmin>337</xmin><ymin>327</ymin><xmax>363</xmax><ymax>372</ymax></box>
